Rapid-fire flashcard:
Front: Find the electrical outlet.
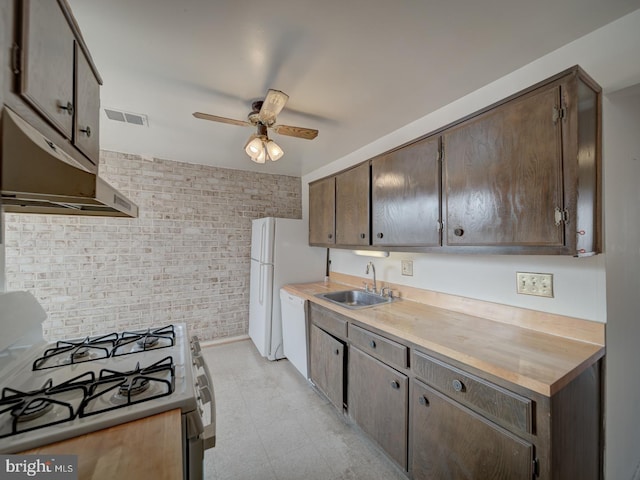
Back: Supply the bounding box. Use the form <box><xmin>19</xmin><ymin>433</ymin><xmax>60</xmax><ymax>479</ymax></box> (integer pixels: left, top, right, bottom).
<box><xmin>401</xmin><ymin>260</ymin><xmax>413</xmax><ymax>276</ymax></box>
<box><xmin>516</xmin><ymin>272</ymin><xmax>554</xmax><ymax>298</ymax></box>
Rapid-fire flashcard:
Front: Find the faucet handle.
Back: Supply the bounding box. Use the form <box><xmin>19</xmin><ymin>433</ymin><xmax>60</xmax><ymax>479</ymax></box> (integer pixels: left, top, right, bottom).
<box><xmin>363</xmin><ymin>282</ymin><xmax>371</xmax><ymax>293</ymax></box>
<box><xmin>380</xmin><ymin>286</ymin><xmax>393</xmax><ymax>298</ymax></box>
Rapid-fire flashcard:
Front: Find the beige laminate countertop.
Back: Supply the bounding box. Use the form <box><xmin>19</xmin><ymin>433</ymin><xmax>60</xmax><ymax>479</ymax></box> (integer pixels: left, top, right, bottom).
<box><xmin>283</xmin><ymin>279</ymin><xmax>605</xmax><ymax>397</ymax></box>
<box><xmin>20</xmin><ymin>409</ymin><xmax>182</xmax><ymax>480</ymax></box>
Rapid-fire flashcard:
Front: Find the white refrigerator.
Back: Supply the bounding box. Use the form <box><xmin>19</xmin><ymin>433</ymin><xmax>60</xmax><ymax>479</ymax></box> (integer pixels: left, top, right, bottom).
<box><xmin>249</xmin><ymin>217</ymin><xmax>325</xmax><ymax>360</ymax></box>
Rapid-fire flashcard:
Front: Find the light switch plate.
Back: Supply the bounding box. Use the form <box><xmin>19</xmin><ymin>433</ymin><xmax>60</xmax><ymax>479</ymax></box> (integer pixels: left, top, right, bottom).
<box><xmin>516</xmin><ymin>272</ymin><xmax>554</xmax><ymax>298</ymax></box>
<box><xmin>401</xmin><ymin>260</ymin><xmax>413</xmax><ymax>276</ymax></box>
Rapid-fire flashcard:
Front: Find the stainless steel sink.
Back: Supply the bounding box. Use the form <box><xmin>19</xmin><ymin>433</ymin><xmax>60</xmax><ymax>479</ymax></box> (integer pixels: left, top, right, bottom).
<box><xmin>315</xmin><ymin>289</ymin><xmax>398</xmax><ymax>309</ymax></box>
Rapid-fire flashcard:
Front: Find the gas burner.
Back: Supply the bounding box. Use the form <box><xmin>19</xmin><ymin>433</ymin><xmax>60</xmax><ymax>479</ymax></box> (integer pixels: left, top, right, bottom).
<box><xmin>113</xmin><ymin>325</ymin><xmax>175</xmax><ymax>357</ymax></box>
<box><xmin>70</xmin><ymin>347</ymin><xmax>90</xmax><ymax>361</ymax></box>
<box><xmin>33</xmin><ymin>333</ymin><xmax>118</xmax><ymax>370</ymax></box>
<box><xmin>117</xmin><ymin>378</ymin><xmax>150</xmax><ymax>398</ymax></box>
<box><xmin>80</xmin><ymin>356</ymin><xmax>175</xmax><ymax>417</ymax></box>
<box><xmin>136</xmin><ymin>336</ymin><xmax>159</xmax><ymax>348</ymax></box>
<box><xmin>10</xmin><ymin>399</ymin><xmax>54</xmax><ymax>422</ymax></box>
<box><xmin>0</xmin><ymin>374</ymin><xmax>93</xmax><ymax>439</ymax></box>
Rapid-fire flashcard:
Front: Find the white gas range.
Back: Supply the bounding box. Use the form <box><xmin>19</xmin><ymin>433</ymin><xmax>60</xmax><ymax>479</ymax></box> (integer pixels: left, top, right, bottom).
<box><xmin>0</xmin><ymin>291</ymin><xmax>215</xmax><ymax>480</ymax></box>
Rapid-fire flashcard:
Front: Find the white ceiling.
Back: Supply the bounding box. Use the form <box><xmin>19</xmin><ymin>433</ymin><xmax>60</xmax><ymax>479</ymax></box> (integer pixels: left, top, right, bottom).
<box><xmin>67</xmin><ymin>0</ymin><xmax>640</xmax><ymax>177</ymax></box>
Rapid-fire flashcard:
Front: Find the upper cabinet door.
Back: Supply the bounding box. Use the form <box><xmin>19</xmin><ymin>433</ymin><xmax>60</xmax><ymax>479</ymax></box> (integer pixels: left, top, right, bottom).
<box><xmin>443</xmin><ymin>85</ymin><xmax>564</xmax><ymax>247</ymax></box>
<box><xmin>21</xmin><ymin>0</ymin><xmax>75</xmax><ymax>139</ymax></box>
<box><xmin>309</xmin><ymin>176</ymin><xmax>336</xmax><ymax>246</ymax></box>
<box><xmin>74</xmin><ymin>45</ymin><xmax>100</xmax><ymax>162</ymax></box>
<box><xmin>336</xmin><ymin>162</ymin><xmax>370</xmax><ymax>246</ymax></box>
<box><xmin>372</xmin><ymin>136</ymin><xmax>441</xmax><ymax>247</ymax></box>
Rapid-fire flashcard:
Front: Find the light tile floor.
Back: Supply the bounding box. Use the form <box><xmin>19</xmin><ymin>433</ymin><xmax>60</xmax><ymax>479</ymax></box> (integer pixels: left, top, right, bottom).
<box><xmin>201</xmin><ymin>339</ymin><xmax>407</xmax><ymax>480</ymax></box>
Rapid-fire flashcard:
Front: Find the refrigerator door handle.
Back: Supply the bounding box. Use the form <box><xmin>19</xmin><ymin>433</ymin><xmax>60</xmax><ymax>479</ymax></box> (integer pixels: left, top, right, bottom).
<box><xmin>260</xmin><ymin>222</ymin><xmax>267</xmax><ymax>263</ymax></box>
<box><xmin>259</xmin><ymin>264</ymin><xmax>265</xmax><ymax>305</ymax></box>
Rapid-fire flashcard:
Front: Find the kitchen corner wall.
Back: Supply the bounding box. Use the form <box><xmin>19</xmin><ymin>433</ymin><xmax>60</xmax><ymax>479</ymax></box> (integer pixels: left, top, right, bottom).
<box><xmin>3</xmin><ymin>151</ymin><xmax>302</xmax><ymax>341</ymax></box>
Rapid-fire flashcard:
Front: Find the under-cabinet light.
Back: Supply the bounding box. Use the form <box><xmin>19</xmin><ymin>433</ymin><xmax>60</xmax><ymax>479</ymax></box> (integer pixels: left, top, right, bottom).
<box><xmin>353</xmin><ymin>250</ymin><xmax>389</xmax><ymax>258</ymax></box>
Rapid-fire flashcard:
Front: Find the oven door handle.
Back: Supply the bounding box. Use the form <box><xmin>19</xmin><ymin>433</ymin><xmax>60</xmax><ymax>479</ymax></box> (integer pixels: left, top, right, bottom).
<box><xmin>197</xmin><ymin>354</ymin><xmax>216</xmax><ymax>450</ymax></box>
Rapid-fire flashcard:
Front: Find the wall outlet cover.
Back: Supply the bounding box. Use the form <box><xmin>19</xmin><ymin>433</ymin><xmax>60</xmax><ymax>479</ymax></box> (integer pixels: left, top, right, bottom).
<box><xmin>401</xmin><ymin>260</ymin><xmax>413</xmax><ymax>276</ymax></box>
<box><xmin>516</xmin><ymin>272</ymin><xmax>554</xmax><ymax>298</ymax></box>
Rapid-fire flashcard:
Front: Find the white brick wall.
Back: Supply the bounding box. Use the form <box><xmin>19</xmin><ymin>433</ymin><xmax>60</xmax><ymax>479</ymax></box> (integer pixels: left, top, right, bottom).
<box><xmin>4</xmin><ymin>151</ymin><xmax>301</xmax><ymax>341</ymax></box>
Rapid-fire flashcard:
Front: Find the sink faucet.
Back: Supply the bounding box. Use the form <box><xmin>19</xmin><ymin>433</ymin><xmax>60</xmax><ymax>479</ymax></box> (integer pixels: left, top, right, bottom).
<box><xmin>365</xmin><ymin>261</ymin><xmax>377</xmax><ymax>294</ymax></box>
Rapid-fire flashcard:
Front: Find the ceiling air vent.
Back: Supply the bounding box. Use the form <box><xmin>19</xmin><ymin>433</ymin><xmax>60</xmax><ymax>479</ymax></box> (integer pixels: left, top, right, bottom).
<box><xmin>104</xmin><ymin>108</ymin><xmax>149</xmax><ymax>127</ymax></box>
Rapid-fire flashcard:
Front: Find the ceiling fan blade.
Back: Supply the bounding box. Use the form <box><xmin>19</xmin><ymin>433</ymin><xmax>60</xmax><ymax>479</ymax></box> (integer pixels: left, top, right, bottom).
<box><xmin>258</xmin><ymin>89</ymin><xmax>289</xmax><ymax>125</ymax></box>
<box><xmin>193</xmin><ymin>112</ymin><xmax>251</xmax><ymax>127</ymax></box>
<box><xmin>272</xmin><ymin>124</ymin><xmax>318</xmax><ymax>140</ymax></box>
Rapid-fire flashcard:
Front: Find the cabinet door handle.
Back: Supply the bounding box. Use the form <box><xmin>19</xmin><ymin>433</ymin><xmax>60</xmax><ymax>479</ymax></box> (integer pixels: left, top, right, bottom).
<box><xmin>58</xmin><ymin>101</ymin><xmax>74</xmax><ymax>116</ymax></box>
<box><xmin>377</xmin><ymin>232</ymin><xmax>384</xmax><ymax>239</ymax></box>
<box><xmin>369</xmin><ymin>340</ymin><xmax>376</xmax><ymax>349</ymax></box>
<box><xmin>328</xmin><ymin>233</ymin><xmax>333</xmax><ymax>239</ymax></box>
<box><xmin>390</xmin><ymin>380</ymin><xmax>400</xmax><ymax>390</ymax></box>
<box><xmin>418</xmin><ymin>395</ymin><xmax>429</xmax><ymax>406</ymax></box>
<box><xmin>360</xmin><ymin>233</ymin><xmax>366</xmax><ymax>239</ymax></box>
<box><xmin>452</xmin><ymin>379</ymin><xmax>465</xmax><ymax>392</ymax></box>
<box><xmin>334</xmin><ymin>349</ymin><xmax>340</xmax><ymax>355</ymax></box>
<box><xmin>80</xmin><ymin>126</ymin><xmax>92</xmax><ymax>137</ymax></box>
<box><xmin>454</xmin><ymin>228</ymin><xmax>464</xmax><ymax>237</ymax></box>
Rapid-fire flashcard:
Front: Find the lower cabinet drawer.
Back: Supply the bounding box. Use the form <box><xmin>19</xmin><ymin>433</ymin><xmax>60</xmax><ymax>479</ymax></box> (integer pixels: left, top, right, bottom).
<box><xmin>309</xmin><ymin>302</ymin><xmax>348</xmax><ymax>339</ymax></box>
<box><xmin>348</xmin><ymin>323</ymin><xmax>408</xmax><ymax>370</ymax></box>
<box><xmin>412</xmin><ymin>350</ymin><xmax>533</xmax><ymax>434</ymax></box>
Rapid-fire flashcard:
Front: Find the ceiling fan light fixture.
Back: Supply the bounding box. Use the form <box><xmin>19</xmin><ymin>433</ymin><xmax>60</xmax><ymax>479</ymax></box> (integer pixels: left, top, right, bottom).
<box><xmin>194</xmin><ymin>88</ymin><xmax>318</xmax><ymax>165</ymax></box>
<box><xmin>266</xmin><ymin>139</ymin><xmax>284</xmax><ymax>161</ymax></box>
<box><xmin>245</xmin><ymin>135</ymin><xmax>263</xmax><ymax>157</ymax></box>
<box><xmin>251</xmin><ymin>147</ymin><xmax>267</xmax><ymax>164</ymax></box>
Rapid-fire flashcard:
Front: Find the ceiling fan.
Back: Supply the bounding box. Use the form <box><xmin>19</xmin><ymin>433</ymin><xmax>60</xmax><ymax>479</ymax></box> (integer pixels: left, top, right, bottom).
<box><xmin>193</xmin><ymin>89</ymin><xmax>318</xmax><ymax>164</ymax></box>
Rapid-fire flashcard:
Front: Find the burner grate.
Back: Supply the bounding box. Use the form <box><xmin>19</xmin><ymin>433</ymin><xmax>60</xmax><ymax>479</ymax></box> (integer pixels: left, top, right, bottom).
<box><xmin>112</xmin><ymin>325</ymin><xmax>176</xmax><ymax>357</ymax></box>
<box><xmin>31</xmin><ymin>325</ymin><xmax>177</xmax><ymax>370</ymax></box>
<box><xmin>33</xmin><ymin>333</ymin><xmax>118</xmax><ymax>370</ymax></box>
<box><xmin>79</xmin><ymin>356</ymin><xmax>175</xmax><ymax>417</ymax></box>
<box><xmin>0</xmin><ymin>373</ymin><xmax>94</xmax><ymax>439</ymax></box>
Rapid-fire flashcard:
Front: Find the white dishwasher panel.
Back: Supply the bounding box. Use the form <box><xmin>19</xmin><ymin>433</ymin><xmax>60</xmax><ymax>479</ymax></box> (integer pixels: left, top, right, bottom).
<box><xmin>279</xmin><ymin>289</ymin><xmax>308</xmax><ymax>379</ymax></box>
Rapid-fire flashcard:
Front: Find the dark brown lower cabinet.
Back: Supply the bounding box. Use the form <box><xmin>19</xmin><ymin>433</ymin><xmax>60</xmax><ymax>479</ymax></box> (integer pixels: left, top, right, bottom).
<box><xmin>309</xmin><ymin>324</ymin><xmax>345</xmax><ymax>411</ymax></box>
<box><xmin>411</xmin><ymin>379</ymin><xmax>534</xmax><ymax>480</ymax></box>
<box><xmin>348</xmin><ymin>346</ymin><xmax>408</xmax><ymax>470</ymax></box>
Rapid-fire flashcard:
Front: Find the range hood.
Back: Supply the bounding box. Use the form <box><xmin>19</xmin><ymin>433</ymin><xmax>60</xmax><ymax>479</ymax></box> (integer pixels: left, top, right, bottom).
<box><xmin>1</xmin><ymin>107</ymin><xmax>138</xmax><ymax>217</ymax></box>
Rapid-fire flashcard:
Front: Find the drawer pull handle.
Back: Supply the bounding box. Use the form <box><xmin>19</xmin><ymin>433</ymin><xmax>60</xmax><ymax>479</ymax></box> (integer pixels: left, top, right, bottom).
<box><xmin>59</xmin><ymin>101</ymin><xmax>74</xmax><ymax>115</ymax></box>
<box><xmin>418</xmin><ymin>395</ymin><xmax>429</xmax><ymax>406</ymax></box>
<box><xmin>452</xmin><ymin>379</ymin><xmax>465</xmax><ymax>392</ymax></box>
<box><xmin>390</xmin><ymin>380</ymin><xmax>400</xmax><ymax>390</ymax></box>
<box><xmin>369</xmin><ymin>340</ymin><xmax>376</xmax><ymax>348</ymax></box>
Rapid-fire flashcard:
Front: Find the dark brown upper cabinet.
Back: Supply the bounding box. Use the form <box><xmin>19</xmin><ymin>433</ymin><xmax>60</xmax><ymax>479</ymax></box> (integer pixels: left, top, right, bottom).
<box><xmin>444</xmin><ymin>85</ymin><xmax>564</xmax><ymax>248</ymax></box>
<box><xmin>74</xmin><ymin>43</ymin><xmax>101</xmax><ymax>162</ymax></box>
<box><xmin>308</xmin><ymin>66</ymin><xmax>601</xmax><ymax>256</ymax></box>
<box><xmin>335</xmin><ymin>162</ymin><xmax>370</xmax><ymax>246</ymax></box>
<box><xmin>443</xmin><ymin>68</ymin><xmax>600</xmax><ymax>255</ymax></box>
<box><xmin>18</xmin><ymin>0</ymin><xmax>103</xmax><ymax>168</ymax></box>
<box><xmin>371</xmin><ymin>135</ymin><xmax>441</xmax><ymax>247</ymax></box>
<box><xmin>21</xmin><ymin>0</ymin><xmax>75</xmax><ymax>140</ymax></box>
<box><xmin>309</xmin><ymin>176</ymin><xmax>336</xmax><ymax>246</ymax></box>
